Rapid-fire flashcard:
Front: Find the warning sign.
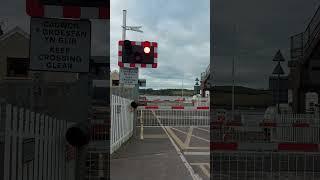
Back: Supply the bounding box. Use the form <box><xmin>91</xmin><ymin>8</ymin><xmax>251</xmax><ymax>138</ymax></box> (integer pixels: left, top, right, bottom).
<box><xmin>120</xmin><ymin>67</ymin><xmax>139</xmax><ymax>86</ymax></box>
<box><xmin>29</xmin><ymin>17</ymin><xmax>91</xmax><ymax>73</ymax></box>
<box><xmin>138</xmin><ymin>79</ymin><xmax>146</xmax><ymax>87</ymax></box>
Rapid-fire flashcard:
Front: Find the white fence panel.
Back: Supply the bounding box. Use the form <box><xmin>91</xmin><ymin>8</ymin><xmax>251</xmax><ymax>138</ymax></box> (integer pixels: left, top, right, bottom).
<box><xmin>111</xmin><ymin>95</ymin><xmax>134</xmax><ymax>154</ymax></box>
<box><xmin>0</xmin><ymin>103</ymin><xmax>73</xmax><ymax>180</ymax></box>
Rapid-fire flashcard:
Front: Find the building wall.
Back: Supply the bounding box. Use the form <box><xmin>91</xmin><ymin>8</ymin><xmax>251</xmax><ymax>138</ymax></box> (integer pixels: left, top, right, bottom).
<box><xmin>308</xmin><ymin>58</ymin><xmax>320</xmax><ymax>85</ymax></box>
<box><xmin>0</xmin><ymin>79</ymin><xmax>89</xmax><ymax>123</ymax></box>
<box><xmin>0</xmin><ymin>31</ymin><xmax>78</xmax><ymax>82</ymax></box>
<box><xmin>0</xmin><ymin>33</ymin><xmax>29</xmax><ymax>80</ymax></box>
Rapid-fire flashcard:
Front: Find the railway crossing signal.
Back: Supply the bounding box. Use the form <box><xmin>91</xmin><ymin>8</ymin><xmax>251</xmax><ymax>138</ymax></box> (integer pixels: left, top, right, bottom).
<box><xmin>118</xmin><ymin>40</ymin><xmax>158</xmax><ymax>68</ymax></box>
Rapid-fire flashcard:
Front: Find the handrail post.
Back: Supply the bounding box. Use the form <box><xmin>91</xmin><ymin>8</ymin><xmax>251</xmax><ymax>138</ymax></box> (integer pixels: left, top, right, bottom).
<box><xmin>140</xmin><ymin>109</ymin><xmax>144</xmax><ymax>140</ymax></box>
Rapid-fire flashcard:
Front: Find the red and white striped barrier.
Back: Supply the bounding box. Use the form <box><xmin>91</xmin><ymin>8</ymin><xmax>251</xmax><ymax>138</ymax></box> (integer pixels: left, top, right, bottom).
<box><xmin>139</xmin><ymin>106</ymin><xmax>209</xmax><ymax>110</ymax></box>
<box><xmin>26</xmin><ymin>0</ymin><xmax>109</xmax><ymax>19</ymax></box>
<box><xmin>118</xmin><ymin>40</ymin><xmax>158</xmax><ymax>68</ymax></box>
<box><xmin>211</xmin><ymin>121</ymin><xmax>318</xmax><ymax>128</ymax></box>
<box><xmin>211</xmin><ymin>142</ymin><xmax>320</xmax><ymax>152</ymax></box>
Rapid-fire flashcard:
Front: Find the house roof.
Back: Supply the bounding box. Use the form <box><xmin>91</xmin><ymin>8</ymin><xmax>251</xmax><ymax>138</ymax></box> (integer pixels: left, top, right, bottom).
<box><xmin>0</xmin><ymin>26</ymin><xmax>29</xmax><ymax>42</ymax></box>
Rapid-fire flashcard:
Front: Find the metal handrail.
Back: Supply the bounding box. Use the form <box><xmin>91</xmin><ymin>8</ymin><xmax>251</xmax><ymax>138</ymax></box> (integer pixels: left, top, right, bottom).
<box><xmin>290</xmin><ymin>6</ymin><xmax>320</xmax><ymax>62</ymax></box>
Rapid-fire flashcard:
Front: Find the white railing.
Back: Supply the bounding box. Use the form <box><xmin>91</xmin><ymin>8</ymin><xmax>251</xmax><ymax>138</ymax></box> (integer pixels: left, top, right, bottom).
<box><xmin>0</xmin><ymin>103</ymin><xmax>74</xmax><ymax>180</ymax></box>
<box><xmin>193</xmin><ymin>97</ymin><xmax>209</xmax><ymax>107</ymax></box>
<box><xmin>277</xmin><ymin>113</ymin><xmax>318</xmax><ymax>124</ymax></box>
<box><xmin>272</xmin><ymin>114</ymin><xmax>320</xmax><ymax>143</ymax></box>
<box><xmin>110</xmin><ymin>95</ymin><xmax>134</xmax><ymax>154</ymax></box>
<box><xmin>211</xmin><ymin>151</ymin><xmax>320</xmax><ymax>179</ymax></box>
<box><xmin>271</xmin><ymin>126</ymin><xmax>320</xmax><ymax>143</ymax></box>
<box><xmin>212</xmin><ymin>113</ymin><xmax>320</xmax><ymax>143</ymax></box>
<box><xmin>137</xmin><ymin>109</ymin><xmax>210</xmax><ymax>127</ymax></box>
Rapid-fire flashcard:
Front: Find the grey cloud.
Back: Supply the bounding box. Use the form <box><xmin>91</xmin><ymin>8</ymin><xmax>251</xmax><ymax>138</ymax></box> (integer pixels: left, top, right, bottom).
<box><xmin>111</xmin><ymin>0</ymin><xmax>210</xmax><ymax>89</ymax></box>
<box><xmin>213</xmin><ymin>0</ymin><xmax>318</xmax><ymax>88</ymax></box>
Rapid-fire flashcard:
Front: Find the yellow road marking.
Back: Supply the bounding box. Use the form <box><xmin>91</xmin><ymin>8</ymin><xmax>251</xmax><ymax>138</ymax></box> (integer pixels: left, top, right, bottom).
<box><xmin>165</xmin><ymin>127</ymin><xmax>186</xmax><ymax>150</ymax></box>
<box><xmin>171</xmin><ymin>127</ymin><xmax>209</xmax><ymax>142</ymax></box>
<box><xmin>190</xmin><ymin>163</ymin><xmax>210</xmax><ymax>178</ymax></box>
<box><xmin>184</xmin><ymin>127</ymin><xmax>194</xmax><ymax>147</ymax></box>
<box><xmin>199</xmin><ymin>164</ymin><xmax>210</xmax><ymax>177</ymax></box>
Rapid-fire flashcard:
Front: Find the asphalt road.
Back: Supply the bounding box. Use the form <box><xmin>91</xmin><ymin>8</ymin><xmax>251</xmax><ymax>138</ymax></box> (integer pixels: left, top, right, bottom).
<box><xmin>111</xmin><ymin>110</ymin><xmax>210</xmax><ymax>180</ymax></box>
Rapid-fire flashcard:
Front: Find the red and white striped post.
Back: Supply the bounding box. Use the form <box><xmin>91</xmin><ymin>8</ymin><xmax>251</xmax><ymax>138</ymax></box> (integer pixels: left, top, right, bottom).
<box><xmin>26</xmin><ymin>0</ymin><xmax>110</xmax><ymax>19</ymax></box>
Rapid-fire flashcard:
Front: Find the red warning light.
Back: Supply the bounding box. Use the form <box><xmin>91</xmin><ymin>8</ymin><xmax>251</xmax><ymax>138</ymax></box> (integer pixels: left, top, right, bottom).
<box><xmin>144</xmin><ymin>47</ymin><xmax>151</xmax><ymax>54</ymax></box>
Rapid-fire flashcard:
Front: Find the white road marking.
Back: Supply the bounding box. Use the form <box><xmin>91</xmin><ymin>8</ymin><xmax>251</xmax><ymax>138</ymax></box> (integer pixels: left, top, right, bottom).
<box><xmin>184</xmin><ymin>152</ymin><xmax>210</xmax><ymax>155</ymax></box>
<box><xmin>151</xmin><ymin>110</ymin><xmax>201</xmax><ymax>180</ymax></box>
<box><xmin>184</xmin><ymin>127</ymin><xmax>194</xmax><ymax>147</ymax></box>
<box><xmin>195</xmin><ymin>127</ymin><xmax>210</xmax><ymax>133</ymax></box>
<box><xmin>190</xmin><ymin>163</ymin><xmax>210</xmax><ymax>166</ymax></box>
<box><xmin>186</xmin><ymin>147</ymin><xmax>209</xmax><ymax>150</ymax></box>
<box><xmin>171</xmin><ymin>127</ymin><xmax>209</xmax><ymax>142</ymax></box>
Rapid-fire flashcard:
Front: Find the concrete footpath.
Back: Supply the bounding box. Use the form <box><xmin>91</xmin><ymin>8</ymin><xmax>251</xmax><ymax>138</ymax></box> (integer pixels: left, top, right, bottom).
<box><xmin>110</xmin><ymin>127</ymin><xmax>195</xmax><ymax>180</ymax></box>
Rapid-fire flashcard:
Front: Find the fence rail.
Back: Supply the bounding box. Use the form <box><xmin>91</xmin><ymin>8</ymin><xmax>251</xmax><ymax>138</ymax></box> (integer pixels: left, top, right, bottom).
<box><xmin>138</xmin><ymin>109</ymin><xmax>209</xmax><ymax>127</ymax></box>
<box><xmin>211</xmin><ymin>113</ymin><xmax>320</xmax><ymax>143</ymax></box>
<box><xmin>211</xmin><ymin>151</ymin><xmax>320</xmax><ymax>180</ymax></box>
<box><xmin>0</xmin><ymin>103</ymin><xmax>74</xmax><ymax>180</ymax></box>
<box><xmin>290</xmin><ymin>6</ymin><xmax>320</xmax><ymax>62</ymax></box>
<box><xmin>212</xmin><ymin>112</ymin><xmax>320</xmax><ymax>179</ymax></box>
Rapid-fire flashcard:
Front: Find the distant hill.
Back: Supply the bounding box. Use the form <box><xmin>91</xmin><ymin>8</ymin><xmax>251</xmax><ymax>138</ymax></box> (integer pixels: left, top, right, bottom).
<box><xmin>139</xmin><ymin>86</ymin><xmax>273</xmax><ymax>108</ymax></box>
<box><xmin>213</xmin><ymin>86</ymin><xmax>271</xmax><ymax>95</ymax></box>
<box><xmin>139</xmin><ymin>86</ymin><xmax>271</xmax><ymax>96</ymax></box>
<box><xmin>139</xmin><ymin>88</ymin><xmax>194</xmax><ymax>96</ymax></box>
<box><xmin>212</xmin><ymin>86</ymin><xmax>273</xmax><ymax>108</ymax></box>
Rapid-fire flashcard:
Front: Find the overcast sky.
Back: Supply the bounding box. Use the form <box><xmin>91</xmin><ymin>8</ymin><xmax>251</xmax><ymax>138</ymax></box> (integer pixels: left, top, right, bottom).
<box><xmin>110</xmin><ymin>0</ymin><xmax>210</xmax><ymax>90</ymax></box>
<box><xmin>2</xmin><ymin>1</ymin><xmax>319</xmax><ymax>90</ymax></box>
<box><xmin>0</xmin><ymin>0</ymin><xmax>210</xmax><ymax>90</ymax></box>
<box><xmin>212</xmin><ymin>0</ymin><xmax>320</xmax><ymax>89</ymax></box>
